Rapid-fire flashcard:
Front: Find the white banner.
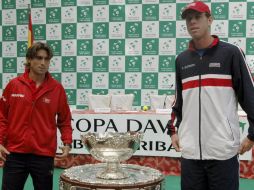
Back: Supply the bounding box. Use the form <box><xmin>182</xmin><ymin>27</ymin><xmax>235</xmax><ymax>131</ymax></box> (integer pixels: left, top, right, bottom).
<box><xmin>57</xmin><ymin>111</ymin><xmax>252</xmax><ymax>160</ymax></box>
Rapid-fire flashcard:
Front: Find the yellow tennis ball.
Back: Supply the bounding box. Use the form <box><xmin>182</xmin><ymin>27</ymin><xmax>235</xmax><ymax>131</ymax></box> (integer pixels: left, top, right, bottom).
<box><xmin>143</xmin><ymin>105</ymin><xmax>148</xmax><ymax>111</ymax></box>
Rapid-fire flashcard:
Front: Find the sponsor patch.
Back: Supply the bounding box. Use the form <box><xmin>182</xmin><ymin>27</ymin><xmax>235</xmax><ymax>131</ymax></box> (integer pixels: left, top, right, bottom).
<box><xmin>11</xmin><ymin>94</ymin><xmax>25</xmax><ymax>98</ymax></box>
<box><xmin>209</xmin><ymin>62</ymin><xmax>221</xmax><ymax>68</ymax></box>
<box><xmin>182</xmin><ymin>64</ymin><xmax>195</xmax><ymax>70</ymax></box>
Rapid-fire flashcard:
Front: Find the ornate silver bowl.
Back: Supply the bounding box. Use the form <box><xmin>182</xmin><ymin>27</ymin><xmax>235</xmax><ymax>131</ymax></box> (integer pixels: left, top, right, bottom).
<box><xmin>81</xmin><ymin>131</ymin><xmax>143</xmax><ymax>180</ymax></box>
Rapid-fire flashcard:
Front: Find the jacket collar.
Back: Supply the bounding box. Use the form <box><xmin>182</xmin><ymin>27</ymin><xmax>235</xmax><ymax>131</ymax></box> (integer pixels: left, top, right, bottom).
<box><xmin>189</xmin><ymin>35</ymin><xmax>219</xmax><ymax>51</ymax></box>
<box><xmin>18</xmin><ymin>69</ymin><xmax>57</xmax><ymax>90</ymax></box>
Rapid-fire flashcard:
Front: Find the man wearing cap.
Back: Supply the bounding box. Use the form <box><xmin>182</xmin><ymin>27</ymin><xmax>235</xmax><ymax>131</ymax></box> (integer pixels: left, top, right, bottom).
<box><xmin>168</xmin><ymin>1</ymin><xmax>254</xmax><ymax>190</ymax></box>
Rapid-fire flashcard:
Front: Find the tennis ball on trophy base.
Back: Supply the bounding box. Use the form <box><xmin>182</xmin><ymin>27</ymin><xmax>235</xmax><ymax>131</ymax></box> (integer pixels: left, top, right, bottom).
<box><xmin>143</xmin><ymin>105</ymin><xmax>149</xmax><ymax>111</ymax></box>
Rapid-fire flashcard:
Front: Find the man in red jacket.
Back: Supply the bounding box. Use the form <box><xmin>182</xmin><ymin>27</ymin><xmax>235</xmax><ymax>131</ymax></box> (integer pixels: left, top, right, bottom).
<box><xmin>0</xmin><ymin>42</ymin><xmax>73</xmax><ymax>190</ymax></box>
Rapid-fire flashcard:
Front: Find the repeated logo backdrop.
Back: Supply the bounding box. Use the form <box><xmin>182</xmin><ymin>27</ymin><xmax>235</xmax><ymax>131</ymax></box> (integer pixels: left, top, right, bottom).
<box><xmin>0</xmin><ymin>0</ymin><xmax>254</xmax><ymax>110</ymax></box>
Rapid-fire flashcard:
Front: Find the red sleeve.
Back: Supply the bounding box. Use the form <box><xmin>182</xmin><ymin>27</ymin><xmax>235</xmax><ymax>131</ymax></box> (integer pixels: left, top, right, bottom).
<box><xmin>57</xmin><ymin>85</ymin><xmax>72</xmax><ymax>144</ymax></box>
<box><xmin>0</xmin><ymin>83</ymin><xmax>12</xmax><ymax>145</ymax></box>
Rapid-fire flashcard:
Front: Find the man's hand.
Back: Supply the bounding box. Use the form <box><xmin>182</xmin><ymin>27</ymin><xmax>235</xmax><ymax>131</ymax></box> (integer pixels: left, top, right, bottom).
<box><xmin>0</xmin><ymin>144</ymin><xmax>10</xmax><ymax>161</ymax></box>
<box><xmin>171</xmin><ymin>133</ymin><xmax>181</xmax><ymax>152</ymax></box>
<box><xmin>238</xmin><ymin>137</ymin><xmax>254</xmax><ymax>155</ymax></box>
<box><xmin>55</xmin><ymin>145</ymin><xmax>71</xmax><ymax>161</ymax></box>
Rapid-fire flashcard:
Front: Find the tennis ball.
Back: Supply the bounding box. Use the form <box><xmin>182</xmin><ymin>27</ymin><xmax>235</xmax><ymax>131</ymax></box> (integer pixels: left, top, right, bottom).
<box><xmin>143</xmin><ymin>105</ymin><xmax>148</xmax><ymax>111</ymax></box>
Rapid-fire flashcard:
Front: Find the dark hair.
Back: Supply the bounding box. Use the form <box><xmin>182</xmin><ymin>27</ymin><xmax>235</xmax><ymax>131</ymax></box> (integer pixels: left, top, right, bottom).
<box><xmin>25</xmin><ymin>42</ymin><xmax>53</xmax><ymax>67</ymax></box>
<box><xmin>205</xmin><ymin>12</ymin><xmax>211</xmax><ymax>18</ymax></box>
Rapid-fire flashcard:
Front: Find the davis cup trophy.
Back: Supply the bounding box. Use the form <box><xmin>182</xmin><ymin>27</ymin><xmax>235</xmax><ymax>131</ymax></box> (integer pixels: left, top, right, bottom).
<box><xmin>81</xmin><ymin>131</ymin><xmax>143</xmax><ymax>180</ymax></box>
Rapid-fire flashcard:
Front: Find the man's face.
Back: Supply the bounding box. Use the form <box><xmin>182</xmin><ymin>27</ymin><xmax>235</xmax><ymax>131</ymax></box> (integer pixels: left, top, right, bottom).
<box><xmin>185</xmin><ymin>11</ymin><xmax>213</xmax><ymax>40</ymax></box>
<box><xmin>28</xmin><ymin>49</ymin><xmax>51</xmax><ymax>76</ymax></box>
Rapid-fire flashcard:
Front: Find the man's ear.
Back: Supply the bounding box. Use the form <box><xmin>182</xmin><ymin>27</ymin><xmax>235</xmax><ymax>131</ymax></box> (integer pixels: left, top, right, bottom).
<box><xmin>25</xmin><ymin>58</ymin><xmax>31</xmax><ymax>66</ymax></box>
<box><xmin>208</xmin><ymin>16</ymin><xmax>213</xmax><ymax>26</ymax></box>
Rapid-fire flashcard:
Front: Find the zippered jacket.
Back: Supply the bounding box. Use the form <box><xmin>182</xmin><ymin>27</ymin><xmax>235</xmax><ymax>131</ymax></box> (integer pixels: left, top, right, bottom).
<box><xmin>168</xmin><ymin>36</ymin><xmax>254</xmax><ymax>160</ymax></box>
<box><xmin>0</xmin><ymin>72</ymin><xmax>72</xmax><ymax>157</ymax></box>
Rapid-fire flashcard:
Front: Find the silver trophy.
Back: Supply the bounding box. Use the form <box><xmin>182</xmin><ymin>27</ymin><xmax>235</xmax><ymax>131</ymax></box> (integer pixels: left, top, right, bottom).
<box><xmin>81</xmin><ymin>131</ymin><xmax>143</xmax><ymax>180</ymax></box>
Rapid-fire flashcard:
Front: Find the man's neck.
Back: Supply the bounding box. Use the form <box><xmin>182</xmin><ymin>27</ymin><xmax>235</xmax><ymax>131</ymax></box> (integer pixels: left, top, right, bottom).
<box><xmin>28</xmin><ymin>72</ymin><xmax>46</xmax><ymax>87</ymax></box>
<box><xmin>193</xmin><ymin>35</ymin><xmax>214</xmax><ymax>49</ymax></box>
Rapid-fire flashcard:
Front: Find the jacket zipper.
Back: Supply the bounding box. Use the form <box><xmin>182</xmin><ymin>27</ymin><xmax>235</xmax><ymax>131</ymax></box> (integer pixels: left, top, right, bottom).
<box><xmin>199</xmin><ymin>56</ymin><xmax>202</xmax><ymax>160</ymax></box>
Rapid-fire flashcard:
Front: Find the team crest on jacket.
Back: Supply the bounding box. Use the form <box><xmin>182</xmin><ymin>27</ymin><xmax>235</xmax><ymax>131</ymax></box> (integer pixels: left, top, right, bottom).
<box><xmin>209</xmin><ymin>62</ymin><xmax>221</xmax><ymax>68</ymax></box>
<box><xmin>43</xmin><ymin>97</ymin><xmax>51</xmax><ymax>104</ymax></box>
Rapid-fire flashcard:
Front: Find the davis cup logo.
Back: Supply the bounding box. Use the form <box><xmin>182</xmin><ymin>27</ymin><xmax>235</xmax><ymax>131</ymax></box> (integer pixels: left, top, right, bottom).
<box><xmin>144</xmin><ymin>56</ymin><xmax>155</xmax><ymax>68</ymax></box>
<box><xmin>128</xmin><ymin>5</ymin><xmax>138</xmax><ymax>17</ymax></box>
<box><xmin>110</xmin><ymin>73</ymin><xmax>124</xmax><ymax>89</ymax></box>
<box><xmin>162</xmin><ymin>22</ymin><xmax>173</xmax><ymax>33</ymax></box>
<box><xmin>162</xmin><ymin>4</ymin><xmax>172</xmax><ymax>17</ymax></box>
<box><xmin>94</xmin><ymin>23</ymin><xmax>108</xmax><ymax>39</ymax></box>
<box><xmin>112</xmin><ymin>57</ymin><xmax>122</xmax><ymax>67</ymax></box>
<box><xmin>77</xmin><ymin>57</ymin><xmax>91</xmax><ymax>70</ymax></box>
<box><xmin>96</xmin><ymin>24</ymin><xmax>105</xmax><ymax>34</ymax></box>
<box><xmin>79</xmin><ymin>41</ymin><xmax>90</xmax><ymax>51</ymax></box>
<box><xmin>95</xmin><ymin>40</ymin><xmax>106</xmax><ymax>51</ymax></box>
<box><xmin>18</xmin><ymin>43</ymin><xmax>27</xmax><ymax>56</ymax></box>
<box><xmin>162</xmin><ymin>39</ymin><xmax>172</xmax><ymax>50</ymax></box>
<box><xmin>63</xmin><ymin>7</ymin><xmax>76</xmax><ymax>23</ymax></box>
<box><xmin>65</xmin><ymin>90</ymin><xmax>76</xmax><ymax>105</ymax></box>
<box><xmin>95</xmin><ymin>74</ymin><xmax>107</xmax><ymax>85</ymax></box>
<box><xmin>33</xmin><ymin>9</ymin><xmax>45</xmax><ymax>24</ymax></box>
<box><xmin>77</xmin><ymin>91</ymin><xmax>89</xmax><ymax>105</ymax></box>
<box><xmin>112</xmin><ymin>40</ymin><xmax>122</xmax><ymax>51</ymax></box>
<box><xmin>49</xmin><ymin>25</ymin><xmax>59</xmax><ymax>36</ymax></box>
<box><xmin>3</xmin><ymin>42</ymin><xmax>16</xmax><ymax>57</ymax></box>
<box><xmin>160</xmin><ymin>74</ymin><xmax>174</xmax><ymax>89</ymax></box>
<box><xmin>3</xmin><ymin>58</ymin><xmax>16</xmax><ymax>73</ymax></box>
<box><xmin>49</xmin><ymin>41</ymin><xmax>60</xmax><ymax>52</ymax></box>
<box><xmin>110</xmin><ymin>6</ymin><xmax>124</xmax><ymax>21</ymax></box>
<box><xmin>78</xmin><ymin>74</ymin><xmax>89</xmax><ymax>85</ymax></box>
<box><xmin>63</xmin><ymin>24</ymin><xmax>76</xmax><ymax>39</ymax></box>
<box><xmin>47</xmin><ymin>8</ymin><xmax>61</xmax><ymax>23</ymax></box>
<box><xmin>112</xmin><ymin>6</ymin><xmax>122</xmax><ymax>17</ymax></box>
<box><xmin>213</xmin><ymin>3</ymin><xmax>228</xmax><ymax>20</ymax></box>
<box><xmin>62</xmin><ymin>73</ymin><xmax>76</xmax><ymax>89</ymax></box>
<box><xmin>126</xmin><ymin>39</ymin><xmax>141</xmax><ymax>55</ymax></box>
<box><xmin>94</xmin><ymin>6</ymin><xmax>108</xmax><ymax>22</ymax></box>
<box><xmin>17</xmin><ymin>25</ymin><xmax>27</xmax><ymax>40</ymax></box>
<box><xmin>128</xmin><ymin>74</ymin><xmax>138</xmax><ymax>85</ymax></box>
<box><xmin>126</xmin><ymin>5</ymin><xmax>141</xmax><ymax>21</ymax></box>
<box><xmin>63</xmin><ymin>57</ymin><xmax>76</xmax><ymax>72</ymax></box>
<box><xmin>3</xmin><ymin>10</ymin><xmax>15</xmax><ymax>25</ymax></box>
<box><xmin>3</xmin><ymin>26</ymin><xmax>16</xmax><ymax>41</ymax></box>
<box><xmin>143</xmin><ymin>5</ymin><xmax>158</xmax><ymax>21</ymax></box>
<box><xmin>246</xmin><ymin>57</ymin><xmax>254</xmax><ymax>73</ymax></box>
<box><xmin>63</xmin><ymin>40</ymin><xmax>76</xmax><ymax>56</ymax></box>
<box><xmin>96</xmin><ymin>7</ymin><xmax>105</xmax><ymax>17</ymax></box>
<box><xmin>112</xmin><ymin>23</ymin><xmax>122</xmax><ymax>34</ymax></box>
<box><xmin>49</xmin><ymin>8</ymin><xmax>58</xmax><ymax>19</ymax></box>
<box><xmin>162</xmin><ymin>57</ymin><xmax>173</xmax><ymax>68</ymax></box>
<box><xmin>80</xmin><ymin>7</ymin><xmax>90</xmax><ymax>18</ymax></box>
<box><xmin>112</xmin><ymin>74</ymin><xmax>122</xmax><ymax>84</ymax></box>
<box><xmin>80</xmin><ymin>24</ymin><xmax>89</xmax><ymax>34</ymax></box>
<box><xmin>78</xmin><ymin>7</ymin><xmax>92</xmax><ymax>22</ymax></box>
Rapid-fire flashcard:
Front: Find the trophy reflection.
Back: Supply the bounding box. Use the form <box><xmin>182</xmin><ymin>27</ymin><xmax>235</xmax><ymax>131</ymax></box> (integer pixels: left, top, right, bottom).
<box><xmin>81</xmin><ymin>131</ymin><xmax>143</xmax><ymax>180</ymax></box>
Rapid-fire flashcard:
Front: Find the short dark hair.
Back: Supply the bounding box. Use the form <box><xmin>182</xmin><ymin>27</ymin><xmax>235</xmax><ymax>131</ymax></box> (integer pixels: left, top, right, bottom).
<box><xmin>24</xmin><ymin>42</ymin><xmax>53</xmax><ymax>68</ymax></box>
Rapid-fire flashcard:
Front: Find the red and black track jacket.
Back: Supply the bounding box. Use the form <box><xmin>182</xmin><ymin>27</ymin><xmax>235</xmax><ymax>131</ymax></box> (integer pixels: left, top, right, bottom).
<box><xmin>0</xmin><ymin>71</ymin><xmax>72</xmax><ymax>157</ymax></box>
<box><xmin>168</xmin><ymin>36</ymin><xmax>254</xmax><ymax>160</ymax></box>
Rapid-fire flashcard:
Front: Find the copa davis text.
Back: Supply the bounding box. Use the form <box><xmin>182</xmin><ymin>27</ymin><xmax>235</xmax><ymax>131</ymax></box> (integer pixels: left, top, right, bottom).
<box><xmin>69</xmin><ymin>118</ymin><xmax>176</xmax><ymax>152</ymax></box>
